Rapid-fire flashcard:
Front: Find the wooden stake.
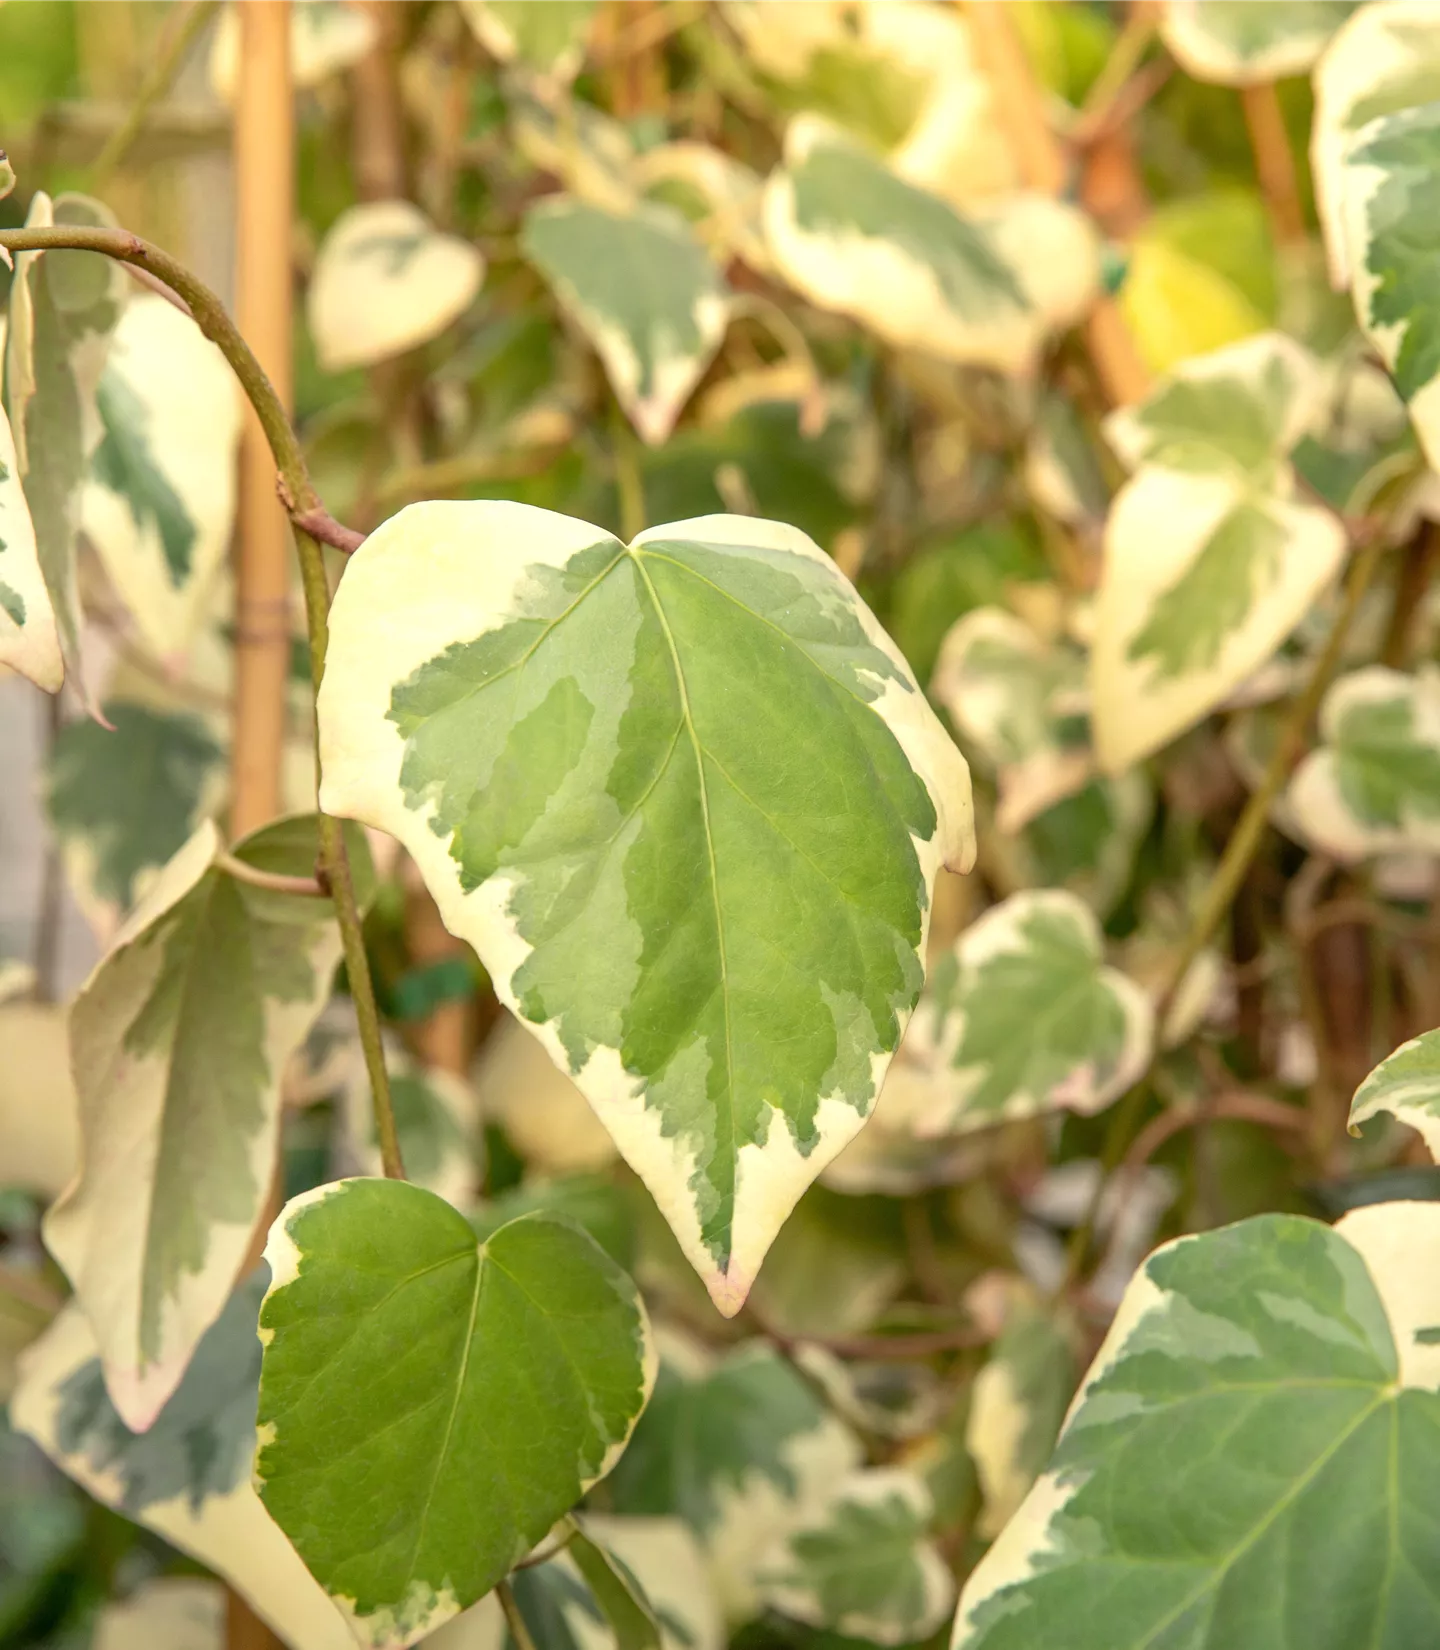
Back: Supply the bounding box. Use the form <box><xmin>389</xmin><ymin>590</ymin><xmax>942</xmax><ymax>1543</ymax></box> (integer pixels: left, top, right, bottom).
<box><xmin>229</xmin><ymin>11</ymin><xmax>291</xmax><ymax>1645</ymax></box>
<box><xmin>961</xmin><ymin>0</ymin><xmax>1150</xmax><ymax>406</ymax></box>
<box><xmin>1241</xmin><ymin>82</ymin><xmax>1306</xmax><ymax>247</ymax></box>
<box><xmin>230</xmin><ymin>0</ymin><xmax>295</xmax><ymax>839</ymax></box>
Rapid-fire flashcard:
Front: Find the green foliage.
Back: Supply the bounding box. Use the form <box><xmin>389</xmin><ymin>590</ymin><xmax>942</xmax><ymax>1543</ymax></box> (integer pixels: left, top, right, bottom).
<box><xmin>10</xmin><ymin>7</ymin><xmax>1440</xmax><ymax>1650</ymax></box>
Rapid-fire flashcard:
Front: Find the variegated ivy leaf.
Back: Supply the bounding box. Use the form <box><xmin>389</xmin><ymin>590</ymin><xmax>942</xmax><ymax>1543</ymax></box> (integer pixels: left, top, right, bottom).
<box><xmin>902</xmin><ymin>891</ymin><xmax>1154</xmax><ymax>1136</ymax></box>
<box><xmin>0</xmin><ymin>395</ymin><xmax>62</xmax><ymax>690</ymax></box>
<box><xmin>607</xmin><ymin>1342</ymin><xmax>863</xmax><ymax>1622</ymax></box>
<box><xmin>1287</xmin><ymin>666</ymin><xmax>1440</xmax><ymax>859</ymax></box>
<box><xmin>965</xmin><ymin>1287</ymin><xmax>1076</xmax><ymax>1540</ymax></box>
<box><xmin>636</xmin><ymin>144</ymin><xmax>771</xmax><ymax>273</ymax></box>
<box><xmin>951</xmin><ymin>1204</ymin><xmax>1440</xmax><ymax>1650</ymax></box>
<box><xmin>1339</xmin><ymin>97</ymin><xmax>1440</xmax><ymax>471</ymax></box>
<box><xmin>10</xmin><ymin>1278</ymin><xmax>354</xmax><ymax>1650</ymax></box>
<box><xmin>0</xmin><ymin>152</ymin><xmax>14</xmax><ymax>201</ymax></box>
<box><xmin>255</xmin><ymin>1182</ymin><xmax>655</xmax><ymax>1647</ymax></box>
<box><xmin>1158</xmin><ymin>0</ymin><xmax>1358</xmax><ymax>86</ymax></box>
<box><xmin>1092</xmin><ymin>334</ymin><xmax>1346</xmax><ymax>772</ymax></box>
<box><xmin>308</xmin><ymin>202</ymin><xmax>485</xmax><ymax>375</ymax></box>
<box><xmin>762</xmin><ymin>117</ymin><xmax>1098</xmax><ymax>375</ymax></box>
<box><xmin>1350</xmin><ymin>1028</ymin><xmax>1440</xmax><ymax>1157</ymax></box>
<box><xmin>1312</xmin><ymin>0</ymin><xmax>1440</xmax><ymax>289</ymax></box>
<box><xmin>45</xmin><ymin>699</ymin><xmax>224</xmax><ymax>931</ymax></box>
<box><xmin>986</xmin><ymin>771</ymin><xmax>1154</xmax><ymax>921</ymax></box>
<box><xmin>318</xmin><ymin>502</ymin><xmax>974</xmax><ymax>1314</ymax></box>
<box><xmin>459</xmin><ymin>0</ymin><xmax>594</xmax><ymax>82</ymax></box>
<box><xmin>932</xmin><ymin>609</ymin><xmax>1094</xmax><ymax>834</ymax></box>
<box><xmin>208</xmin><ymin>0</ymin><xmax>377</xmax><ymax>102</ymax></box>
<box><xmin>573</xmin><ymin>1516</ymin><xmax>723</xmax><ymax>1650</ymax></box>
<box><xmin>5</xmin><ymin>190</ymin><xmax>126</xmax><ymax>707</ymax></box>
<box><xmin>521</xmin><ymin>198</ymin><xmax>731</xmax><ymax>445</ymax></box>
<box><xmin>82</xmin><ymin>295</ymin><xmax>241</xmax><ymax>661</ymax></box>
<box><xmin>755</xmin><ymin>1468</ymin><xmax>954</xmax><ymax>1646</ymax></box>
<box><xmin>44</xmin><ymin>815</ymin><xmax>370</xmax><ymax>1432</ymax></box>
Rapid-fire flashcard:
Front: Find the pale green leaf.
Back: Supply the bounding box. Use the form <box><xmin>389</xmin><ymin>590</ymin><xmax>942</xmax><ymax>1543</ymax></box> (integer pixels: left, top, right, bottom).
<box><xmin>5</xmin><ymin>190</ymin><xmax>126</xmax><ymax>708</ymax></box>
<box><xmin>932</xmin><ymin>608</ymin><xmax>1093</xmax><ymax>834</ymax></box>
<box><xmin>209</xmin><ymin>1</ymin><xmax>377</xmax><ymax>101</ymax></box>
<box><xmin>317</xmin><ymin>502</ymin><xmax>974</xmax><ymax>1313</ymax></box>
<box><xmin>459</xmin><ymin>0</ymin><xmax>594</xmax><ymax>81</ymax></box>
<box><xmin>1312</xmin><ymin>0</ymin><xmax>1440</xmax><ymax>288</ymax></box>
<box><xmin>0</xmin><ymin>152</ymin><xmax>14</xmax><ymax>201</ymax></box>
<box><xmin>1288</xmin><ymin>666</ymin><xmax>1440</xmax><ymax>859</ymax></box>
<box><xmin>82</xmin><ymin>294</ymin><xmax>242</xmax><ymax>659</ymax></box>
<box><xmin>636</xmin><ymin>144</ymin><xmax>770</xmax><ymax>271</ymax></box>
<box><xmin>1092</xmin><ymin>335</ymin><xmax>1345</xmax><ymax>772</ymax></box>
<box><xmin>91</xmin><ymin>1577</ymin><xmax>224</xmax><ymax>1650</ymax></box>
<box><xmin>10</xmin><ymin>1280</ymin><xmax>353</xmax><ymax>1650</ymax></box>
<box><xmin>44</xmin><ymin>815</ymin><xmax>366</xmax><ymax>1431</ymax></box>
<box><xmin>1350</xmin><ymin>1029</ymin><xmax>1440</xmax><ymax>1160</ymax></box>
<box><xmin>567</xmin><ymin>1522</ymin><xmax>661</xmax><ymax>1650</ymax></box>
<box><xmin>45</xmin><ymin>700</ymin><xmax>223</xmax><ymax>925</ymax></box>
<box><xmin>1159</xmin><ymin>0</ymin><xmax>1358</xmax><ymax>85</ymax></box>
<box><xmin>572</xmin><ymin>1516</ymin><xmax>723</xmax><ymax>1650</ymax></box>
<box><xmin>901</xmin><ymin>890</ymin><xmax>1153</xmax><ymax>1134</ymax></box>
<box><xmin>521</xmin><ymin>198</ymin><xmax>731</xmax><ymax>444</ymax></box>
<box><xmin>951</xmin><ymin>1203</ymin><xmax>1440</xmax><ymax>1649</ymax></box>
<box><xmin>255</xmin><ymin>1183</ymin><xmax>655</xmax><ymax>1647</ymax></box>
<box><xmin>342</xmin><ymin>1045</ymin><xmax>479</xmax><ymax>1209</ymax></box>
<box><xmin>1341</xmin><ymin>98</ymin><xmax>1440</xmax><ymax>470</ymax></box>
<box><xmin>607</xmin><ymin>1343</ymin><xmax>863</xmax><ymax>1622</ymax></box>
<box><xmin>0</xmin><ymin>1001</ymin><xmax>78</xmax><ymax>1201</ymax></box>
<box><xmin>0</xmin><ymin>393</ymin><xmax>62</xmax><ymax>690</ymax></box>
<box><xmin>763</xmin><ymin>118</ymin><xmax>1097</xmax><ymax>373</ymax></box>
<box><xmin>756</xmin><ymin>1468</ymin><xmax>955</xmax><ymax>1645</ymax></box>
<box><xmin>308</xmin><ymin>202</ymin><xmax>485</xmax><ymax>374</ymax></box>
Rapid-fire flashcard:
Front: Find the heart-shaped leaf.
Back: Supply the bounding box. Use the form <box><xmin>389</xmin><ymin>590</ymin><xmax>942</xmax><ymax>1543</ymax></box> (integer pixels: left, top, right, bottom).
<box><xmin>317</xmin><ymin>502</ymin><xmax>973</xmax><ymax>1312</ymax></box>
<box><xmin>952</xmin><ymin>1203</ymin><xmax>1440</xmax><ymax>1649</ymax></box>
<box><xmin>1287</xmin><ymin>666</ymin><xmax>1440</xmax><ymax>859</ymax></box>
<box><xmin>255</xmin><ymin>1181</ymin><xmax>655</xmax><ymax>1647</ymax></box>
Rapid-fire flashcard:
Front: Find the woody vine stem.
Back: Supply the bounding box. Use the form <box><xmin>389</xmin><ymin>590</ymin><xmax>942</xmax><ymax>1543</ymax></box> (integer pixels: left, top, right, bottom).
<box><xmin>0</xmin><ymin>221</ymin><xmax>405</xmax><ymax>1181</ymax></box>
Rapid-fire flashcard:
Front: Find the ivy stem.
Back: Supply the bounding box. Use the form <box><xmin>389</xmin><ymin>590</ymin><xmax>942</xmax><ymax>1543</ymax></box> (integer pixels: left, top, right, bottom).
<box><xmin>215</xmin><ymin>853</ymin><xmax>327</xmax><ymax>899</ymax></box>
<box><xmin>1062</xmin><ymin>532</ymin><xmax>1388</xmax><ymax>1295</ymax></box>
<box><xmin>0</xmin><ymin>223</ymin><xmax>403</xmax><ymax>1181</ymax></box>
<box><xmin>1154</xmin><ymin>533</ymin><xmax>1387</xmax><ymax>1024</ymax></box>
<box><xmin>496</xmin><ymin>1581</ymin><xmax>540</xmax><ymax>1650</ymax></box>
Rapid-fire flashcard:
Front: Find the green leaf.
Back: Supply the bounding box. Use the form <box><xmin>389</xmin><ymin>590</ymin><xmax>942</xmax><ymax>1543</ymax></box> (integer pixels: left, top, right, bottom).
<box><xmin>1092</xmin><ymin>334</ymin><xmax>1345</xmax><ymax>772</ymax></box>
<box><xmin>901</xmin><ymin>890</ymin><xmax>1153</xmax><ymax>1134</ymax></box>
<box><xmin>521</xmin><ymin>197</ymin><xmax>731</xmax><ymax>445</ymax></box>
<box><xmin>44</xmin><ymin>700</ymin><xmax>223</xmax><ymax>919</ymax></box>
<box><xmin>989</xmin><ymin>772</ymin><xmax>1153</xmax><ymax>920</ymax></box>
<box><xmin>4</xmin><ymin>190</ymin><xmax>126</xmax><ymax>708</ymax></box>
<box><xmin>317</xmin><ymin>502</ymin><xmax>974</xmax><ymax>1313</ymax></box>
<box><xmin>952</xmin><ymin>1204</ymin><xmax>1440</xmax><ymax>1649</ymax></box>
<box><xmin>11</xmin><ymin>1282</ymin><xmax>354</xmax><ymax>1650</ymax></box>
<box><xmin>1350</xmin><ymin>1028</ymin><xmax>1440</xmax><ymax>1161</ymax></box>
<box><xmin>83</xmin><ymin>294</ymin><xmax>242</xmax><ymax>659</ymax></box>
<box><xmin>1342</xmin><ymin>99</ymin><xmax>1440</xmax><ymax>469</ymax></box>
<box><xmin>763</xmin><ymin>118</ymin><xmax>1097</xmax><ymax>373</ymax></box>
<box><xmin>1288</xmin><ymin>666</ymin><xmax>1440</xmax><ymax>859</ymax></box>
<box><xmin>606</xmin><ymin>1344</ymin><xmax>862</xmax><ymax>1620</ymax></box>
<box><xmin>460</xmin><ymin>0</ymin><xmax>595</xmax><ymax>80</ymax></box>
<box><xmin>0</xmin><ymin>394</ymin><xmax>61</xmax><ymax>691</ymax></box>
<box><xmin>1159</xmin><ymin>0</ymin><xmax>1357</xmax><ymax>85</ymax></box>
<box><xmin>307</xmin><ymin>202</ymin><xmax>485</xmax><ymax>374</ymax></box>
<box><xmin>1313</xmin><ymin>0</ymin><xmax>1440</xmax><ymax>288</ymax></box>
<box><xmin>44</xmin><ymin>816</ymin><xmax>367</xmax><ymax>1431</ymax></box>
<box><xmin>256</xmin><ymin>1184</ymin><xmax>654</xmax><ymax>1646</ymax></box>
<box><xmin>567</xmin><ymin>1522</ymin><xmax>661</xmax><ymax>1650</ymax></box>
<box><xmin>755</xmin><ymin>1468</ymin><xmax>954</xmax><ymax>1645</ymax></box>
